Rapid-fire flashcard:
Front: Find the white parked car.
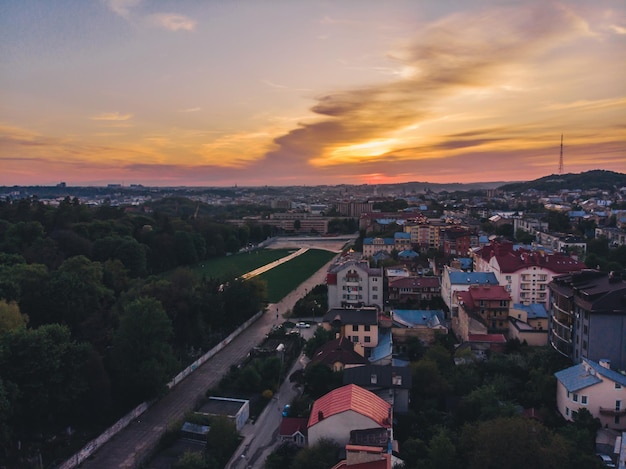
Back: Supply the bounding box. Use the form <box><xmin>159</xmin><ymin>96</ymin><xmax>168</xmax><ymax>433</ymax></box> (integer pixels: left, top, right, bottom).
<box><xmin>295</xmin><ymin>322</ymin><xmax>310</xmax><ymax>328</ymax></box>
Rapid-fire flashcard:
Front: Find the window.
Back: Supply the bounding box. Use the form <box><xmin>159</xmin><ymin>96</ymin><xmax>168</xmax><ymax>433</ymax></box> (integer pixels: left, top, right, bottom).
<box><xmin>364</xmin><ymin>336</ymin><xmax>371</xmax><ymax>343</ymax></box>
<box><xmin>616</xmin><ymin>400</ymin><xmax>621</xmax><ymax>411</ymax></box>
<box><xmin>565</xmin><ymin>407</ymin><xmax>570</xmax><ymax>416</ymax></box>
<box><xmin>372</xmin><ymin>295</ymin><xmax>378</xmax><ymax>300</ymax></box>
<box><xmin>573</xmin><ymin>393</ymin><xmax>578</xmax><ymax>402</ymax></box>
<box><xmin>616</xmin><ymin>383</ymin><xmax>622</xmax><ymax>389</ymax></box>
<box><xmin>615</xmin><ymin>415</ymin><xmax>621</xmax><ymax>425</ymax></box>
<box><xmin>581</xmin><ymin>395</ymin><xmax>587</xmax><ymax>405</ymax></box>
<box><xmin>364</xmin><ymin>325</ymin><xmax>371</xmax><ymax>332</ymax></box>
<box><xmin>372</xmin><ymin>286</ymin><xmax>378</xmax><ymax>291</ymax></box>
<box><xmin>352</xmin><ymin>325</ymin><xmax>358</xmax><ymax>332</ymax></box>
<box><xmin>352</xmin><ymin>336</ymin><xmax>358</xmax><ymax>343</ymax></box>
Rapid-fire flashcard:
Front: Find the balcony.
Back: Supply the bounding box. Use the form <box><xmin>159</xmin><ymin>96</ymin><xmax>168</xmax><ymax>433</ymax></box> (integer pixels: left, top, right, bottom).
<box><xmin>599</xmin><ymin>407</ymin><xmax>626</xmax><ymax>416</ymax></box>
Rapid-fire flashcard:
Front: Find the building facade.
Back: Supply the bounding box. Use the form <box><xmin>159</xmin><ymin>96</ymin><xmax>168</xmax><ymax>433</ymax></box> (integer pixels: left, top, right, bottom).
<box><xmin>549</xmin><ymin>270</ymin><xmax>626</xmax><ymax>371</ymax></box>
<box><xmin>327</xmin><ymin>259</ymin><xmax>384</xmax><ymax>310</ymax></box>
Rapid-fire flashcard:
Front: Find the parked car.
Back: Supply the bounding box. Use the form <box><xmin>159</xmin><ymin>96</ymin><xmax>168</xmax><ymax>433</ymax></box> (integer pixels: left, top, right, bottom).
<box><xmin>282</xmin><ymin>404</ymin><xmax>290</xmax><ymax>417</ymax></box>
<box><xmin>596</xmin><ymin>453</ymin><xmax>616</xmax><ymax>468</ymax></box>
<box><xmin>295</xmin><ymin>322</ymin><xmax>310</xmax><ymax>328</ymax></box>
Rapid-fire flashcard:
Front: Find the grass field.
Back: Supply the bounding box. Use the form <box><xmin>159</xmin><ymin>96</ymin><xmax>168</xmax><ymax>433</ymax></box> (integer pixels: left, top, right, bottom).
<box><xmin>192</xmin><ymin>249</ymin><xmax>295</xmax><ymax>280</ymax></box>
<box><xmin>257</xmin><ymin>249</ymin><xmax>337</xmax><ymax>303</ymax></box>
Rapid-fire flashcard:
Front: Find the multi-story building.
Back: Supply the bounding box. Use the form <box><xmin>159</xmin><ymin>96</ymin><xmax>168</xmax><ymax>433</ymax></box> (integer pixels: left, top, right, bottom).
<box><xmin>326</xmin><ymin>259</ymin><xmax>384</xmax><ymax>310</ymax></box>
<box><xmin>336</xmin><ymin>201</ymin><xmax>375</xmax><ymax>218</ymax></box>
<box><xmin>362</xmin><ymin>232</ymin><xmax>412</xmax><ymax>258</ymax></box>
<box><xmin>549</xmin><ymin>270</ymin><xmax>626</xmax><ymax>370</ymax></box>
<box><xmin>404</xmin><ymin>220</ymin><xmax>445</xmax><ymax>250</ymax></box>
<box><xmin>442</xmin><ymin>227</ymin><xmax>476</xmax><ymax>257</ymax></box>
<box><xmin>472</xmin><ymin>241</ymin><xmax>585</xmax><ymax>308</ymax></box>
<box><xmin>388</xmin><ymin>276</ymin><xmax>440</xmax><ymax>304</ymax></box>
<box><xmin>440</xmin><ymin>266</ymin><xmax>499</xmax><ymax>316</ymax></box>
<box><xmin>555</xmin><ymin>358</ymin><xmax>626</xmax><ymax>430</ymax></box>
<box><xmin>321</xmin><ymin>308</ymin><xmax>380</xmax><ymax>355</ymax></box>
<box><xmin>453</xmin><ymin>284</ymin><xmax>512</xmax><ymax>340</ymax></box>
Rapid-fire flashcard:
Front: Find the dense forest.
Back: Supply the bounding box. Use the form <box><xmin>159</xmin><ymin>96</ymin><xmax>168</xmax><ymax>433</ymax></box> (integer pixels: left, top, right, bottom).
<box><xmin>0</xmin><ymin>196</ymin><xmax>275</xmax><ymax>466</ymax></box>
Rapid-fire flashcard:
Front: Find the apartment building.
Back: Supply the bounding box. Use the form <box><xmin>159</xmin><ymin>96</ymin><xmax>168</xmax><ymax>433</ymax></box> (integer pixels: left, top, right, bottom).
<box><xmin>327</xmin><ymin>258</ymin><xmax>384</xmax><ymax>310</ymax></box>
<box><xmin>472</xmin><ymin>241</ymin><xmax>585</xmax><ymax>308</ymax></box>
<box><xmin>453</xmin><ymin>284</ymin><xmax>512</xmax><ymax>340</ymax></box>
<box><xmin>549</xmin><ymin>270</ymin><xmax>626</xmax><ymax>370</ymax></box>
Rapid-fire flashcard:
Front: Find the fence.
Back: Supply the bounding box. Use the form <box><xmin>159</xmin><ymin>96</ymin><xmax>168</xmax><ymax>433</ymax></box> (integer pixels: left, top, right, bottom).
<box><xmin>56</xmin><ymin>309</ymin><xmax>264</xmax><ymax>469</ymax></box>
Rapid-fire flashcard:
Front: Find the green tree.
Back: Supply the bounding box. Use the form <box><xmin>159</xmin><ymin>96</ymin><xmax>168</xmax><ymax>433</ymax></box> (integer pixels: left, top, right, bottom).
<box><xmin>111</xmin><ymin>297</ymin><xmax>178</xmax><ymax>405</ymax></box>
<box><xmin>428</xmin><ymin>428</ymin><xmax>457</xmax><ymax>469</ymax></box>
<box><xmin>0</xmin><ymin>324</ymin><xmax>91</xmax><ymax>430</ymax></box>
<box><xmin>205</xmin><ymin>415</ymin><xmax>240</xmax><ymax>467</ymax></box>
<box><xmin>460</xmin><ymin>417</ymin><xmax>570</xmax><ymax>469</ymax></box>
<box><xmin>173</xmin><ymin>451</ymin><xmax>209</xmax><ymax>469</ymax></box>
<box><xmin>291</xmin><ymin>438</ymin><xmax>340</xmax><ymax>469</ymax></box>
<box><xmin>264</xmin><ymin>441</ymin><xmax>299</xmax><ymax>469</ymax></box>
<box><xmin>303</xmin><ymin>362</ymin><xmax>343</xmax><ymax>399</ymax></box>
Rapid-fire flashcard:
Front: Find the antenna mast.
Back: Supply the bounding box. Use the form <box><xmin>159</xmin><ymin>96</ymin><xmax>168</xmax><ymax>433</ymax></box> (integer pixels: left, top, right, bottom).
<box><xmin>558</xmin><ymin>134</ymin><xmax>564</xmax><ymax>175</ymax></box>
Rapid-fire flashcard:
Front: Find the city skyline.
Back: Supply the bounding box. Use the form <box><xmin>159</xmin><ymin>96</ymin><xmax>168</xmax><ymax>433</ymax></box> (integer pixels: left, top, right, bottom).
<box><xmin>1</xmin><ymin>0</ymin><xmax>625</xmax><ymax>187</ymax></box>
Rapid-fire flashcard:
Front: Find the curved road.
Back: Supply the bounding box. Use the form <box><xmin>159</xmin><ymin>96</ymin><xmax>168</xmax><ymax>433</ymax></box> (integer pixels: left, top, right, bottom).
<box><xmin>80</xmin><ymin>245</ymin><xmax>342</xmax><ymax>469</ymax></box>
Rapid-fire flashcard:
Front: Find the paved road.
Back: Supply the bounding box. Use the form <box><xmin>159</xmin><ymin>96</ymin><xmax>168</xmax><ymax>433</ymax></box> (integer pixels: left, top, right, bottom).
<box><xmin>80</xmin><ymin>250</ymin><xmax>339</xmax><ymax>469</ymax></box>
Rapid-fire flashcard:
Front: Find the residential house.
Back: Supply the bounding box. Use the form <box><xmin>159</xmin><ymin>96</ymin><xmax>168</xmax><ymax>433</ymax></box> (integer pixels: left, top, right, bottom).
<box><xmin>327</xmin><ymin>258</ymin><xmax>384</xmax><ymax>310</ymax></box>
<box><xmin>388</xmin><ymin>276</ymin><xmax>441</xmax><ymax>305</ymax></box>
<box><xmin>549</xmin><ymin>270</ymin><xmax>626</xmax><ymax>370</ymax></box>
<box><xmin>308</xmin><ymin>337</ymin><xmax>369</xmax><ymax>372</ymax></box>
<box><xmin>391</xmin><ymin>309</ymin><xmax>447</xmax><ymax>347</ymax></box>
<box><xmin>508</xmin><ymin>303</ymin><xmax>549</xmax><ymax>346</ymax></box>
<box><xmin>307</xmin><ymin>384</ymin><xmax>393</xmax><ymax>447</ymax></box>
<box><xmin>454</xmin><ymin>284</ymin><xmax>511</xmax><ymax>341</ymax></box>
<box><xmin>555</xmin><ymin>358</ymin><xmax>626</xmax><ymax>430</ymax></box>
<box><xmin>343</xmin><ymin>365</ymin><xmax>412</xmax><ymax>414</ymax></box>
<box><xmin>472</xmin><ymin>241</ymin><xmax>586</xmax><ymax>308</ymax></box>
<box><xmin>440</xmin><ymin>266</ymin><xmax>499</xmax><ymax>317</ymax></box>
<box><xmin>322</xmin><ymin>308</ymin><xmax>380</xmax><ymax>357</ymax></box>
<box><xmin>279</xmin><ymin>417</ymin><xmax>308</xmax><ymax>447</ymax></box>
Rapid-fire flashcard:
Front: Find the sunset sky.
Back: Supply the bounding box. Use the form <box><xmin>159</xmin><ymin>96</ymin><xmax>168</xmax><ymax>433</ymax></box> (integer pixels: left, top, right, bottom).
<box><xmin>1</xmin><ymin>0</ymin><xmax>624</xmax><ymax>187</ymax></box>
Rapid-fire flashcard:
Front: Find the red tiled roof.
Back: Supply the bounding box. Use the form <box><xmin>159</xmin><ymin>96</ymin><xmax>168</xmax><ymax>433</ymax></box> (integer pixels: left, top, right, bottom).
<box><xmin>456</xmin><ymin>284</ymin><xmax>510</xmax><ymax>310</ymax></box>
<box><xmin>475</xmin><ymin>242</ymin><xmax>585</xmax><ymax>274</ymax></box>
<box><xmin>308</xmin><ymin>384</ymin><xmax>392</xmax><ymax>429</ymax></box>
<box><xmin>279</xmin><ymin>417</ymin><xmax>308</xmax><ymax>437</ymax></box>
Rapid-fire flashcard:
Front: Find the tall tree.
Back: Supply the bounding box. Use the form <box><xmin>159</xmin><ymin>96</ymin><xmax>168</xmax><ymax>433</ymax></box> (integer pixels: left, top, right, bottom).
<box><xmin>111</xmin><ymin>297</ymin><xmax>178</xmax><ymax>406</ymax></box>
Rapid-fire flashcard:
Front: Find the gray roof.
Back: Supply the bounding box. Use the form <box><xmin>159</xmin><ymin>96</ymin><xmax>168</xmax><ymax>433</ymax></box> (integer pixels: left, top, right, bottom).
<box><xmin>343</xmin><ymin>365</ymin><xmax>412</xmax><ymax>389</ymax></box>
<box><xmin>323</xmin><ymin>308</ymin><xmax>378</xmax><ymax>325</ymax></box>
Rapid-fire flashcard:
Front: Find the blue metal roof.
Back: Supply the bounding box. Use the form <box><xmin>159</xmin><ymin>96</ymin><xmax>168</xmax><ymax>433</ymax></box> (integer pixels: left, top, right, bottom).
<box><xmin>458</xmin><ymin>258</ymin><xmax>472</xmax><ymax>269</ymax></box>
<box><xmin>369</xmin><ymin>329</ymin><xmax>392</xmax><ymax>363</ymax></box>
<box><xmin>398</xmin><ymin>250</ymin><xmax>418</xmax><ymax>258</ymax></box>
<box><xmin>393</xmin><ymin>309</ymin><xmax>444</xmax><ymax>327</ymax></box>
<box><xmin>448</xmin><ymin>271</ymin><xmax>498</xmax><ymax>286</ymax></box>
<box><xmin>394</xmin><ymin>232</ymin><xmax>411</xmax><ymax>239</ymax></box>
<box><xmin>554</xmin><ymin>363</ymin><xmax>602</xmax><ymax>392</ymax></box>
<box><xmin>587</xmin><ymin>360</ymin><xmax>626</xmax><ymax>387</ymax></box>
<box><xmin>513</xmin><ymin>303</ymin><xmax>548</xmax><ymax>319</ymax></box>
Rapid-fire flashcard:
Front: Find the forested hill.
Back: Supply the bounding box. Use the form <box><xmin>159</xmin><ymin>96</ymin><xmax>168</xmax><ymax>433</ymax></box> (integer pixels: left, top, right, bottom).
<box><xmin>498</xmin><ymin>170</ymin><xmax>626</xmax><ymax>193</ymax></box>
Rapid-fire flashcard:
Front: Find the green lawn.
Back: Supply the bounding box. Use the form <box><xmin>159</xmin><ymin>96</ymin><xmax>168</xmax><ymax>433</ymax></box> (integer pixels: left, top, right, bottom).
<box><xmin>257</xmin><ymin>249</ymin><xmax>337</xmax><ymax>303</ymax></box>
<box><xmin>191</xmin><ymin>249</ymin><xmax>295</xmax><ymax>280</ymax></box>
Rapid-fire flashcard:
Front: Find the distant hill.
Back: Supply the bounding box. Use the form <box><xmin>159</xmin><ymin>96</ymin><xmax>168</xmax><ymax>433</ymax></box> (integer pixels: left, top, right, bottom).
<box><xmin>497</xmin><ymin>170</ymin><xmax>626</xmax><ymax>193</ymax></box>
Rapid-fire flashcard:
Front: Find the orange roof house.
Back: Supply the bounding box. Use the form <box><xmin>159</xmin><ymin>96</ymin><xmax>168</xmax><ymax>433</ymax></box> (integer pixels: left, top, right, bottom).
<box><xmin>308</xmin><ymin>384</ymin><xmax>392</xmax><ymax>447</ymax></box>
